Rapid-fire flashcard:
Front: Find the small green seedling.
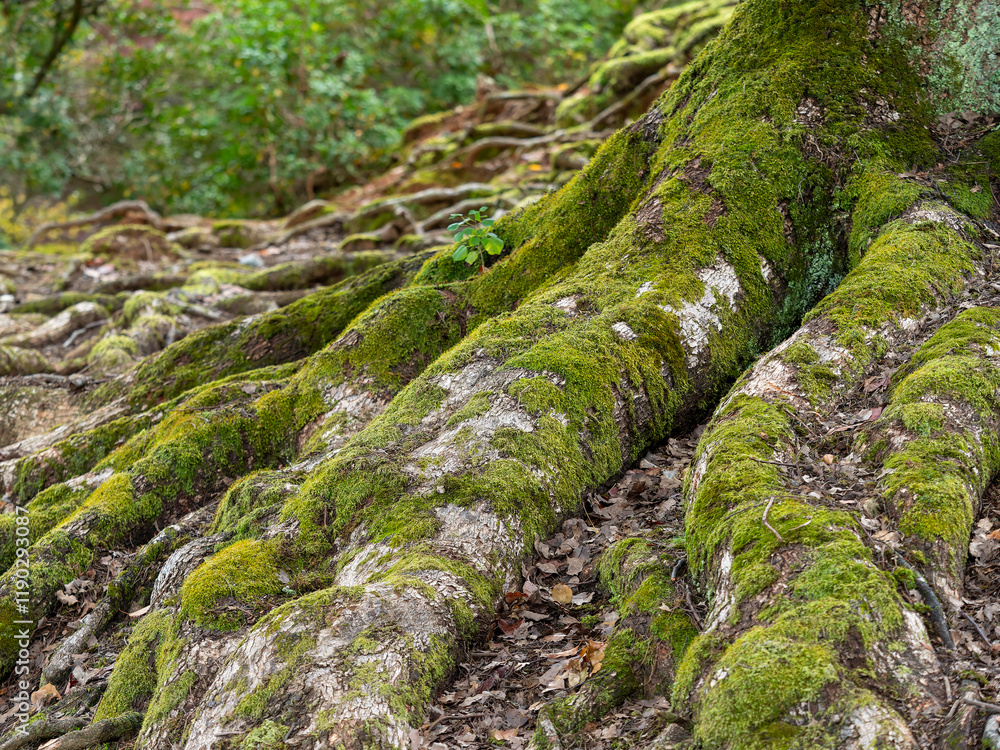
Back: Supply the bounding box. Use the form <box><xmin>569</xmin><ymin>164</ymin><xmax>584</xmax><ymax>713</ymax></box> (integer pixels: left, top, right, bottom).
<box><xmin>448</xmin><ymin>207</ymin><xmax>503</xmax><ymax>272</ymax></box>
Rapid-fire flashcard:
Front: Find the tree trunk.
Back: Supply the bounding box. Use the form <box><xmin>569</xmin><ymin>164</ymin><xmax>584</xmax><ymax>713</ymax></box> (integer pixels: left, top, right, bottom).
<box><xmin>1</xmin><ymin>0</ymin><xmax>998</xmax><ymax>748</ymax></box>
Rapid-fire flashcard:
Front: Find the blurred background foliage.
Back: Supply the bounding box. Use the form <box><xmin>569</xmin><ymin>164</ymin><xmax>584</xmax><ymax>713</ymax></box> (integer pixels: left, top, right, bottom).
<box><xmin>0</xmin><ymin>0</ymin><xmax>638</xmax><ymax>223</ymax></box>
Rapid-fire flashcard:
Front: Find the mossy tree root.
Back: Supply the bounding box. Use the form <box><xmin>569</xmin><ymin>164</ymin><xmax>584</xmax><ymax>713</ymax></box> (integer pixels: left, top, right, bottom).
<box><xmin>676</xmin><ymin>200</ymin><xmax>992</xmax><ymax>746</ymax></box>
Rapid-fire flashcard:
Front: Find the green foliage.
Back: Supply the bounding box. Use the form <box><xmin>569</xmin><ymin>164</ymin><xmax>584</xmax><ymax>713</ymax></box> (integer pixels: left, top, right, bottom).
<box><xmin>0</xmin><ymin>0</ymin><xmax>638</xmax><ymax>218</ymax></box>
<box><xmin>449</xmin><ymin>208</ymin><xmax>504</xmax><ymax>270</ymax></box>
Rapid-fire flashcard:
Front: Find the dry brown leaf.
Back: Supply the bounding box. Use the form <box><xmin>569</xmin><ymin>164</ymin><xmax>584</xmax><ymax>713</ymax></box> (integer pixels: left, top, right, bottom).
<box><xmin>551</xmin><ymin>584</ymin><xmax>573</xmax><ymax>604</ymax></box>
<box><xmin>492</xmin><ymin>728</ymin><xmax>519</xmax><ymax>741</ymax></box>
<box><xmin>55</xmin><ymin>590</ymin><xmax>77</xmax><ymax>606</ymax></box>
<box><xmin>30</xmin><ymin>683</ymin><xmax>61</xmax><ymax>712</ymax></box>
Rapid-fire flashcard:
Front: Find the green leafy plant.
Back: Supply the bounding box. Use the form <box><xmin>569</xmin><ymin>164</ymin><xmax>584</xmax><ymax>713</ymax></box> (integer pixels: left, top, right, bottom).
<box><xmin>449</xmin><ymin>207</ymin><xmax>504</xmax><ymax>271</ymax></box>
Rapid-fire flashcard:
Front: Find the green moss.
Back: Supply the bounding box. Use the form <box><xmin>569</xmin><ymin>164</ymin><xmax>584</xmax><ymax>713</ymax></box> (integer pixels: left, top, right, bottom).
<box><xmin>806</xmin><ymin>217</ymin><xmax>977</xmax><ymax>368</ymax></box>
<box><xmin>693</xmin><ymin>630</ymin><xmax>837</xmax><ymax>749</ymax></box>
<box><xmin>898</xmin><ymin>402</ymin><xmax>945</xmax><ymax>436</ymax></box>
<box><xmin>0</xmin><ymin>483</ymin><xmax>89</xmax><ymax>568</ymax></box>
<box><xmin>180</xmin><ymin>539</ymin><xmax>284</xmax><ymax>630</ymax></box>
<box><xmin>146</xmin><ymin>670</ymin><xmax>196</xmax><ymax>726</ymax></box>
<box><xmin>88</xmin><ymin>334</ymin><xmax>139</xmax><ymax>371</ymax></box>
<box><xmin>843</xmin><ymin>163</ymin><xmax>925</xmax><ymax>264</ymax></box>
<box><xmin>91</xmin><ymin>250</ymin><xmax>435</xmax><ymax>409</ymax></box>
<box><xmin>239</xmin><ymin>720</ymin><xmax>290</xmax><ymax>749</ymax></box>
<box><xmin>212</xmin><ymin>471</ymin><xmax>301</xmax><ymax>540</ymax></box>
<box><xmin>780</xmin><ymin>341</ymin><xmax>837</xmax><ymax>404</ymax></box>
<box><xmin>0</xmin><ymin>345</ymin><xmax>49</xmax><ymax>377</ymax></box>
<box><xmin>671</xmin><ymin>632</ymin><xmax>726</xmax><ymax>708</ymax></box>
<box><xmin>94</xmin><ymin>610</ymin><xmax>171</xmax><ymax>720</ymax></box>
<box><xmin>80</xmin><ymin>224</ymin><xmax>174</xmax><ymax>258</ymax></box>
<box><xmin>10</xmin><ymin>292</ymin><xmax>120</xmax><ymax>316</ymax></box>
<box><xmin>212</xmin><ymin>220</ymin><xmax>258</xmax><ymax>248</ymax></box>
<box><xmin>445</xmin><ymin>391</ymin><xmax>492</xmax><ymax>427</ymax></box>
<box><xmin>875</xmin><ymin>309</ymin><xmax>1000</xmax><ymax>577</ymax></box>
<box><xmin>0</xmin><ymin>531</ymin><xmax>95</xmax><ymax>673</ymax></box>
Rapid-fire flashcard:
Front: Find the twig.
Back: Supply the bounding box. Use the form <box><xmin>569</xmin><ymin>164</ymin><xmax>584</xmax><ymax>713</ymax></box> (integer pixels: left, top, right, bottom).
<box><xmin>963</xmin><ymin>697</ymin><xmax>1000</xmax><ymax>714</ymax></box>
<box><xmin>670</xmin><ymin>556</ymin><xmax>687</xmax><ymax>581</ymax></box>
<box><xmin>762</xmin><ymin>497</ymin><xmax>784</xmax><ymax>542</ymax></box>
<box><xmin>895</xmin><ymin>554</ymin><xmax>954</xmax><ymax>650</ymax></box>
<box><xmin>62</xmin><ymin>319</ymin><xmax>106</xmax><ymax>348</ymax></box>
<box><xmin>684</xmin><ymin>585</ymin><xmax>703</xmax><ymax>630</ymax></box>
<box><xmin>961</xmin><ymin>611</ymin><xmax>994</xmax><ymax>647</ymax></box>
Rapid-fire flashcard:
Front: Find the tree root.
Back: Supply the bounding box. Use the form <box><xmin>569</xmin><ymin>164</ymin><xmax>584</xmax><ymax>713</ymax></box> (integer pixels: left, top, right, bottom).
<box><xmin>20</xmin><ymin>713</ymin><xmax>141</xmax><ymax>750</ymax></box>
<box><xmin>257</xmin><ymin>183</ymin><xmax>497</xmax><ymax>250</ymax></box>
<box><xmin>0</xmin><ymin>717</ymin><xmax>88</xmax><ymax>750</ymax></box>
<box><xmin>26</xmin><ymin>200</ymin><xmax>162</xmax><ymax>248</ymax></box>
<box><xmin>986</xmin><ymin>716</ymin><xmax>1000</xmax><ymax>750</ymax></box>
<box><xmin>42</xmin><ymin>505</ymin><xmax>214</xmax><ymax>686</ymax></box>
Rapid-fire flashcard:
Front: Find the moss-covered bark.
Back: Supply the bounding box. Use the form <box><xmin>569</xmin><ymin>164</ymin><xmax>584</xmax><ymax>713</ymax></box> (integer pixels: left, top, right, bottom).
<box><xmin>1</xmin><ymin>0</ymin><xmax>997</xmax><ymax>748</ymax></box>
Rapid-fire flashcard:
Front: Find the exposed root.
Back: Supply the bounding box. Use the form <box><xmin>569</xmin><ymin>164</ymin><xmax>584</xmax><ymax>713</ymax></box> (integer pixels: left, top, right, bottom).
<box><xmin>26</xmin><ymin>200</ymin><xmax>162</xmax><ymax>248</ymax></box>
<box><xmin>0</xmin><ymin>717</ymin><xmax>87</xmax><ymax>750</ymax></box>
<box><xmin>23</xmin><ymin>712</ymin><xmax>141</xmax><ymax>750</ymax></box>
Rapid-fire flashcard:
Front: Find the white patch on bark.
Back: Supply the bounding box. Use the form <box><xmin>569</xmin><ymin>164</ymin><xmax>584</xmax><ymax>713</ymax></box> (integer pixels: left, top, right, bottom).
<box><xmin>66</xmin><ymin>466</ymin><xmax>114</xmax><ymax>491</ymax></box>
<box><xmin>635</xmin><ymin>282</ymin><xmax>655</xmax><ymax>297</ymax></box>
<box><xmin>554</xmin><ymin>296</ymin><xmax>581</xmax><ymax>315</ymax></box>
<box><xmin>612</xmin><ymin>322</ymin><xmax>638</xmax><ymax>341</ymax></box>
<box><xmin>314</xmin><ymin>379</ymin><xmax>390</xmax><ymax>453</ymax></box>
<box><xmin>703</xmin><ymin>547</ymin><xmax>734</xmax><ymax>632</ymax></box>
<box><xmin>401</xmin><ymin>362</ymin><xmax>565</xmax><ymax>496</ymax></box>
<box><xmin>839</xmin><ymin>701</ymin><xmax>918</xmax><ymax>749</ymax></box>
<box><xmin>150</xmin><ymin>534</ymin><xmax>228</xmax><ymax>608</ymax></box>
<box><xmin>663</xmin><ymin>258</ymin><xmax>742</xmax><ymax>367</ymax></box>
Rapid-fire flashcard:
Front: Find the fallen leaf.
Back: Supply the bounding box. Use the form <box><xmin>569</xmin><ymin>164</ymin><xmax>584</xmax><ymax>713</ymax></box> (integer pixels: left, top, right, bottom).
<box><xmin>31</xmin><ymin>683</ymin><xmax>60</xmax><ymax>711</ymax></box>
<box><xmin>492</xmin><ymin>728</ymin><xmax>519</xmax><ymax>741</ymax></box>
<box><xmin>497</xmin><ymin>617</ymin><xmax>522</xmax><ymax>634</ymax></box>
<box><xmin>550</xmin><ymin>584</ymin><xmax>573</xmax><ymax>604</ymax></box>
<box><xmin>55</xmin><ymin>590</ymin><xmax>78</xmax><ymax>606</ymax></box>
<box><xmin>521</xmin><ymin>610</ymin><xmax>549</xmax><ymax>621</ymax></box>
<box><xmin>128</xmin><ymin>604</ymin><xmax>152</xmax><ymax>618</ymax></box>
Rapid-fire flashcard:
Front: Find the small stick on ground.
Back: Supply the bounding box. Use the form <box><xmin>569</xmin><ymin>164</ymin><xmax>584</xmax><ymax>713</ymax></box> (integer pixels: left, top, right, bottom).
<box><xmin>961</xmin><ymin>611</ymin><xmax>994</xmax><ymax>647</ymax></box>
<box><xmin>762</xmin><ymin>496</ymin><xmax>784</xmax><ymax>543</ymax></box>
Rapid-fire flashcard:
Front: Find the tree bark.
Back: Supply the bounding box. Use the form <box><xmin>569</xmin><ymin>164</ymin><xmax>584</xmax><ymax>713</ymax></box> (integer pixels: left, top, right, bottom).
<box><xmin>1</xmin><ymin>0</ymin><xmax>998</xmax><ymax>748</ymax></box>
